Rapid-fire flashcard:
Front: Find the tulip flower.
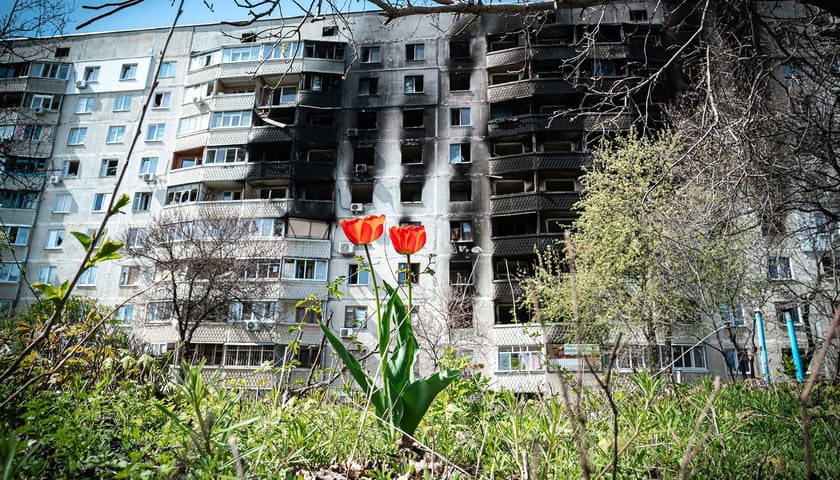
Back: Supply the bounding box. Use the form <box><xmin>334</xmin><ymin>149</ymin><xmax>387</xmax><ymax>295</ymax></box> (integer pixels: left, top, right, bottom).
<box><xmin>340</xmin><ymin>214</ymin><xmax>385</xmax><ymax>245</ymax></box>
<box><xmin>388</xmin><ymin>225</ymin><xmax>426</xmax><ymax>255</ymax></box>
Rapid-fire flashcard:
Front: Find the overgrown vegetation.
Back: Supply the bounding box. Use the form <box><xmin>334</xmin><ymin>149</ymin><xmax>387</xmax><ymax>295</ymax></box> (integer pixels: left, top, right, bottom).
<box><xmin>1</xmin><ymin>356</ymin><xmax>839</xmax><ymax>478</ymax></box>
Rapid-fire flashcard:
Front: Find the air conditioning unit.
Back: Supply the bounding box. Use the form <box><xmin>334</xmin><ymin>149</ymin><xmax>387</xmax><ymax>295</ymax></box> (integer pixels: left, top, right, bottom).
<box><xmin>75</xmin><ymin>80</ymin><xmax>87</xmax><ymax>89</ymax></box>
<box><xmin>346</xmin><ymin>128</ymin><xmax>359</xmax><ymax>137</ymax></box>
<box><xmin>246</xmin><ymin>320</ymin><xmax>261</xmax><ymax>331</ymax></box>
<box><xmin>339</xmin><ymin>242</ymin><xmax>354</xmax><ymax>255</ymax></box>
<box><xmin>49</xmin><ymin>175</ymin><xmax>62</xmax><ymax>185</ymax></box>
<box><xmin>192</xmin><ymin>97</ymin><xmax>204</xmax><ymax>105</ymax></box>
<box><xmin>140</xmin><ymin>172</ymin><xmax>156</xmax><ymax>182</ymax></box>
<box><xmin>339</xmin><ymin>328</ymin><xmax>354</xmax><ymax>338</ymax></box>
<box><xmin>33</xmin><ymin>106</ymin><xmax>44</xmax><ymax>114</ymax></box>
<box><xmin>350</xmin><ymin>203</ymin><xmax>364</xmax><ymax>213</ymax></box>
<box><xmin>354</xmin><ymin>164</ymin><xmax>368</xmax><ymax>174</ymax></box>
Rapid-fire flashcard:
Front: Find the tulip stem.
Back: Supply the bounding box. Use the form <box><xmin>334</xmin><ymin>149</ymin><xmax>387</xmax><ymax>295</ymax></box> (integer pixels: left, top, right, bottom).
<box><xmin>405</xmin><ymin>253</ymin><xmax>412</xmax><ymax>324</ymax></box>
<box><xmin>364</xmin><ymin>244</ymin><xmax>382</xmax><ymax>329</ymax></box>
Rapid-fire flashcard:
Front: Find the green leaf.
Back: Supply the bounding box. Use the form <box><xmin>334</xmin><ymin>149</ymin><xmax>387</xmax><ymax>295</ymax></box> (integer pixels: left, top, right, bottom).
<box><xmin>318</xmin><ymin>320</ymin><xmax>384</xmax><ymax>414</ymax></box>
<box><xmin>70</xmin><ymin>231</ymin><xmax>92</xmax><ymax>251</ymax></box>
<box><xmin>397</xmin><ymin>369</ymin><xmax>462</xmax><ymax>435</ymax></box>
<box><xmin>111</xmin><ymin>193</ymin><xmax>131</xmax><ymax>214</ymax></box>
<box><xmin>91</xmin><ymin>239</ymin><xmax>124</xmax><ymax>264</ymax></box>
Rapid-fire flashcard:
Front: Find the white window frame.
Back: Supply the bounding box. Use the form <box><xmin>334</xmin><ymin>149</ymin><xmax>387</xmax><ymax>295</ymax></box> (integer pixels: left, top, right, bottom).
<box><xmin>99</xmin><ymin>159</ymin><xmax>118</xmax><ymax>177</ymax></box>
<box><xmin>360</xmin><ymin>46</ymin><xmax>381</xmax><ymax>63</ymax></box>
<box><xmin>115</xmin><ymin>305</ymin><xmax>134</xmax><ymax>325</ymax></box>
<box><xmin>83</xmin><ymin>66</ymin><xmax>100</xmax><ymax>82</ymax></box>
<box><xmin>347</xmin><ymin>263</ymin><xmax>370</xmax><ymax>285</ymax></box>
<box><xmin>139</xmin><ymin>157</ymin><xmax>158</xmax><ymax>175</ymax></box>
<box><xmin>406</xmin><ymin>43</ymin><xmax>425</xmax><ymax>61</ymax></box>
<box><xmin>120</xmin><ymin>63</ymin><xmax>138</xmax><ymax>80</ymax></box>
<box><xmin>146</xmin><ymin>302</ymin><xmax>174</xmax><ymax>323</ymax></box>
<box><xmin>498</xmin><ymin>345</ymin><xmax>543</xmax><ymax>372</ymax></box>
<box><xmin>77</xmin><ymin>266</ymin><xmax>98</xmax><ymax>286</ymax></box>
<box><xmin>113</xmin><ymin>95</ymin><xmax>131</xmax><ymax>112</ymax></box>
<box><xmin>4</xmin><ymin>226</ymin><xmax>30</xmax><ymax>246</ymax></box>
<box><xmin>37</xmin><ymin>266</ymin><xmax>58</xmax><ymax>285</ymax></box>
<box><xmin>67</xmin><ymin>127</ymin><xmax>87</xmax><ymax>145</ymax></box>
<box><xmin>92</xmin><ymin>193</ymin><xmax>111</xmax><ymax>213</ymax></box>
<box><xmin>145</xmin><ymin>123</ymin><xmax>165</xmax><ymax>141</ymax></box>
<box><xmin>119</xmin><ymin>266</ymin><xmax>140</xmax><ymax>286</ymax></box>
<box><xmin>0</xmin><ymin>263</ymin><xmax>22</xmax><ymax>283</ymax></box>
<box><xmin>449</xmin><ymin>143</ymin><xmax>471</xmax><ymax>163</ymax></box>
<box><xmin>53</xmin><ymin>193</ymin><xmax>72</xmax><ymax>213</ymax></box>
<box><xmin>283</xmin><ymin>258</ymin><xmax>328</xmax><ymax>281</ymax></box>
<box><xmin>158</xmin><ymin>61</ymin><xmax>176</xmax><ymax>78</ymax></box>
<box><xmin>210</xmin><ymin>111</ymin><xmax>250</xmax><ymax>129</ymax></box>
<box><xmin>664</xmin><ymin>344</ymin><xmax>708</xmax><ymax>371</ymax></box>
<box><xmin>106</xmin><ymin>126</ymin><xmax>126</xmax><ymax>143</ymax></box>
<box><xmin>76</xmin><ymin>97</ymin><xmax>94</xmax><ymax>114</ymax></box>
<box><xmin>152</xmin><ymin>92</ymin><xmax>171</xmax><ymax>108</ymax></box>
<box><xmin>44</xmin><ymin>229</ymin><xmax>65</xmax><ymax>249</ymax></box>
<box><xmin>132</xmin><ymin>192</ymin><xmax>152</xmax><ymax>212</ymax></box>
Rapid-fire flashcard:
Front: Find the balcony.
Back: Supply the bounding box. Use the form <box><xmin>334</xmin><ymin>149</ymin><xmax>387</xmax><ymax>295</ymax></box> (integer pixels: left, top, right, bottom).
<box><xmin>298</xmin><ymin>91</ymin><xmax>342</xmax><ymax>108</ymax></box>
<box><xmin>487</xmin><ymin>78</ymin><xmax>582</xmax><ymax>103</ymax></box>
<box><xmin>492</xmin><ymin>233</ymin><xmax>566</xmax><ymax>257</ymax></box>
<box><xmin>204</xmin><ymin>94</ymin><xmax>254</xmax><ymax>112</ymax></box>
<box><xmin>486</xmin><ymin>45</ymin><xmax>577</xmax><ymax>69</ymax></box>
<box><xmin>249</xmin><ymin>125</ymin><xmax>338</xmax><ymax>144</ymax></box>
<box><xmin>0</xmin><ymin>76</ymin><xmax>67</xmax><ymax>95</ymax></box>
<box><xmin>161</xmin><ymin>198</ymin><xmax>334</xmax><ymax>220</ymax></box>
<box><xmin>491</xmin><ymin>191</ymin><xmax>579</xmax><ymax>215</ymax></box>
<box><xmin>493</xmin><ymin>280</ymin><xmax>523</xmax><ymax>302</ymax></box>
<box><xmin>489</xmin><ymin>152</ymin><xmax>591</xmax><ymax>175</ymax></box>
<box><xmin>590</xmin><ymin>43</ymin><xmax>667</xmax><ymax>62</ymax></box>
<box><xmin>488</xmin><ymin>114</ymin><xmax>583</xmax><ymax>138</ymax></box>
<box><xmin>186</xmin><ymin>57</ymin><xmax>344</xmax><ymax>85</ymax></box>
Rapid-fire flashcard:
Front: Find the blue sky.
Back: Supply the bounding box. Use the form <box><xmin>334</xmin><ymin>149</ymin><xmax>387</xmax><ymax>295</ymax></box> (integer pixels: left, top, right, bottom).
<box><xmin>71</xmin><ymin>0</ymin><xmax>298</xmax><ymax>33</ymax></box>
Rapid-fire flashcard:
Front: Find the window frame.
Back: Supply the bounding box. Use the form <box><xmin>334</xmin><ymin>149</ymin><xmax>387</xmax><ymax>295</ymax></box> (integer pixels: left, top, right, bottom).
<box><xmin>158</xmin><ymin>61</ymin><xmax>176</xmax><ymax>78</ymax></box>
<box><xmin>113</xmin><ymin>95</ymin><xmax>131</xmax><ymax>112</ymax></box>
<box><xmin>106</xmin><ymin>126</ymin><xmax>126</xmax><ymax>143</ymax></box>
<box><xmin>53</xmin><ymin>193</ymin><xmax>72</xmax><ymax>213</ymax></box>
<box><xmin>404</xmin><ymin>75</ymin><xmax>424</xmax><ymax>94</ymax></box>
<box><xmin>406</xmin><ymin>43</ymin><xmax>425</xmax><ymax>61</ymax></box>
<box><xmin>344</xmin><ymin>305</ymin><xmax>368</xmax><ymax>328</ymax></box>
<box><xmin>67</xmin><ymin>127</ymin><xmax>87</xmax><ymax>146</ymax></box>
<box><xmin>450</xmin><ymin>107</ymin><xmax>471</xmax><ymax>126</ymax></box>
<box><xmin>360</xmin><ymin>46</ymin><xmax>381</xmax><ymax>64</ymax></box>
<box><xmin>145</xmin><ymin>123</ymin><xmax>166</xmax><ymax>141</ymax></box>
<box><xmin>119</xmin><ymin>63</ymin><xmax>138</xmax><ymax>80</ymax></box>
<box><xmin>92</xmin><ymin>193</ymin><xmax>111</xmax><ymax>213</ymax></box>
<box><xmin>44</xmin><ymin>229</ymin><xmax>65</xmax><ymax>249</ymax></box>
<box><xmin>77</xmin><ymin>266</ymin><xmax>98</xmax><ymax>286</ymax></box>
<box><xmin>99</xmin><ymin>158</ymin><xmax>119</xmax><ymax>177</ymax></box>
<box><xmin>132</xmin><ymin>192</ymin><xmax>152</xmax><ymax>212</ymax></box>
<box><xmin>347</xmin><ymin>263</ymin><xmax>370</xmax><ymax>285</ymax></box>
<box><xmin>498</xmin><ymin>345</ymin><xmax>543</xmax><ymax>372</ymax></box>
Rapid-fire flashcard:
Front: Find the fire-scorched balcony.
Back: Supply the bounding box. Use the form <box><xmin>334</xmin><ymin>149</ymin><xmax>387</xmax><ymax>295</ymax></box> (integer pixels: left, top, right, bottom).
<box><xmin>488</xmin><ymin>114</ymin><xmax>583</xmax><ymax>138</ymax></box>
<box><xmin>491</xmin><ymin>191</ymin><xmax>580</xmax><ymax>216</ymax></box>
<box><xmin>489</xmin><ymin>152</ymin><xmax>591</xmax><ymax>176</ymax></box>
<box><xmin>249</xmin><ymin>125</ymin><xmax>339</xmax><ymax>144</ymax></box>
<box><xmin>492</xmin><ymin>233</ymin><xmax>566</xmax><ymax>258</ymax></box>
<box><xmin>487</xmin><ymin>78</ymin><xmax>583</xmax><ymax>103</ymax></box>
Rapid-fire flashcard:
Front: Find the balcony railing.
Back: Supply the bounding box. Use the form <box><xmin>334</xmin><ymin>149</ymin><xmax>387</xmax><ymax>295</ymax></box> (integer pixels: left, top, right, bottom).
<box><xmin>161</xmin><ymin>198</ymin><xmax>334</xmax><ymax>220</ymax></box>
<box><xmin>488</xmin><ymin>114</ymin><xmax>583</xmax><ymax>138</ymax></box>
<box><xmin>491</xmin><ymin>191</ymin><xmax>579</xmax><ymax>215</ymax></box>
<box><xmin>489</xmin><ymin>152</ymin><xmax>591</xmax><ymax>175</ymax></box>
<box><xmin>491</xmin><ymin>233</ymin><xmax>566</xmax><ymax>257</ymax></box>
<box><xmin>487</xmin><ymin>78</ymin><xmax>582</xmax><ymax>103</ymax></box>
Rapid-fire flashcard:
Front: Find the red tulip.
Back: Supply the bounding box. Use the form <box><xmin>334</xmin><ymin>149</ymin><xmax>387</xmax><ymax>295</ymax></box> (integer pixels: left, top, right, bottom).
<box><xmin>341</xmin><ymin>214</ymin><xmax>386</xmax><ymax>245</ymax></box>
<box><xmin>389</xmin><ymin>225</ymin><xmax>426</xmax><ymax>254</ymax></box>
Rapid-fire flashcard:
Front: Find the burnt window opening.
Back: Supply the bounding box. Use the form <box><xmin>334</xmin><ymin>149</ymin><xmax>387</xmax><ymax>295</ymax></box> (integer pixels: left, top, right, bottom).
<box><xmin>252</xmin><ymin>143</ymin><xmax>292</xmax><ymax>162</ymax></box>
<box><xmin>260</xmin><ymin>187</ymin><xmax>288</xmax><ymax>199</ymax></box>
<box><xmin>350</xmin><ymin>182</ymin><xmax>374</xmax><ymax>203</ymax></box>
<box><xmin>353</xmin><ymin>146</ymin><xmax>375</xmax><ymax>167</ymax></box>
<box><xmin>494</xmin><ymin>259</ymin><xmax>533</xmax><ymax>280</ymax></box>
<box><xmin>358</xmin><ymin>77</ymin><xmax>378</xmax><ymax>96</ymax></box>
<box><xmin>241</xmin><ymin>32</ymin><xmax>257</xmax><ymax>43</ymax></box>
<box><xmin>629</xmin><ymin>9</ymin><xmax>649</xmax><ymax>21</ymax></box>
<box><xmin>449</xmin><ymin>39</ymin><xmax>470</xmax><ymax>59</ymax></box>
<box><xmin>401</xmin><ymin>144</ymin><xmax>423</xmax><ymax>165</ymax></box>
<box><xmin>55</xmin><ymin>47</ymin><xmax>70</xmax><ymax>58</ymax></box>
<box><xmin>406</xmin><ymin>43</ymin><xmax>425</xmax><ymax>61</ymax></box>
<box><xmin>544</xmin><ymin>179</ymin><xmax>576</xmax><ymax>192</ymax></box>
<box><xmin>449</xmin><ymin>180</ymin><xmax>472</xmax><ymax>202</ymax></box>
<box><xmin>545</xmin><ymin>217</ymin><xmax>575</xmax><ymax>234</ymax></box>
<box><xmin>489</xmin><ymin>72</ymin><xmax>520</xmax><ymax>85</ymax></box>
<box><xmin>487</xmin><ymin>34</ymin><xmax>518</xmax><ymax>52</ymax></box>
<box><xmin>449</xmin><ymin>72</ymin><xmax>470</xmax><ymax>91</ymax></box>
<box><xmin>357</xmin><ymin>111</ymin><xmax>377</xmax><ymax>129</ymax></box>
<box><xmin>301</xmin><ymin>73</ymin><xmax>341</xmax><ymax>92</ymax></box>
<box><xmin>322</xmin><ymin>25</ymin><xmax>338</xmax><ymax>36</ymax></box>
<box><xmin>306</xmin><ymin>112</ymin><xmax>335</xmax><ymax>126</ymax></box>
<box><xmin>403</xmin><ymin>109</ymin><xmax>424</xmax><ymax>128</ymax></box>
<box><xmin>493</xmin><ymin>215</ymin><xmax>538</xmax><ymax>237</ymax></box>
<box><xmin>449</xmin><ymin>143</ymin><xmax>471</xmax><ymax>163</ymax></box>
<box><xmin>450</xmin><ymin>220</ymin><xmax>473</xmax><ymax>242</ymax></box>
<box><xmin>494</xmin><ymin>179</ymin><xmax>526</xmax><ymax>195</ymax></box>
<box><xmin>450</xmin><ymin>261</ymin><xmax>473</xmax><ymax>285</ymax></box>
<box><xmin>495</xmin><ymin>303</ymin><xmax>532</xmax><ymax>325</ymax></box>
<box><xmin>404</xmin><ymin>75</ymin><xmax>424</xmax><ymax>94</ymax></box>
<box><xmin>296</xmin><ymin>182</ymin><xmax>333</xmax><ymax>201</ymax></box>
<box><xmin>304</xmin><ymin>149</ymin><xmax>336</xmax><ymax>163</ymax></box>
<box><xmin>400</xmin><ymin>181</ymin><xmax>423</xmax><ymax>203</ymax></box>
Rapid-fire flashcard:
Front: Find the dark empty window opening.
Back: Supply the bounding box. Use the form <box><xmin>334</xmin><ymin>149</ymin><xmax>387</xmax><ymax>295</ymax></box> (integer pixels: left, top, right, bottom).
<box><xmin>629</xmin><ymin>9</ymin><xmax>648</xmax><ymax>21</ymax></box>
<box><xmin>494</xmin><ymin>180</ymin><xmax>526</xmax><ymax>195</ymax></box>
<box><xmin>544</xmin><ymin>179</ymin><xmax>575</xmax><ymax>192</ymax></box>
<box><xmin>307</xmin><ymin>112</ymin><xmax>335</xmax><ymax>126</ymax></box>
<box><xmin>450</xmin><ymin>261</ymin><xmax>473</xmax><ymax>285</ymax></box>
<box><xmin>357</xmin><ymin>111</ymin><xmax>377</xmax><ymax>129</ymax></box>
<box><xmin>350</xmin><ymin>182</ymin><xmax>374</xmax><ymax>203</ymax></box>
<box><xmin>260</xmin><ymin>187</ymin><xmax>288</xmax><ymax>199</ymax></box>
<box><xmin>495</xmin><ymin>303</ymin><xmax>532</xmax><ymax>325</ymax></box>
<box><xmin>400</xmin><ymin>181</ymin><xmax>423</xmax><ymax>203</ymax></box>
<box><xmin>55</xmin><ymin>47</ymin><xmax>70</xmax><ymax>57</ymax></box>
<box><xmin>297</xmin><ymin>182</ymin><xmax>333</xmax><ymax>200</ymax></box>
<box><xmin>493</xmin><ymin>215</ymin><xmax>537</xmax><ymax>237</ymax></box>
<box><xmin>353</xmin><ymin>146</ymin><xmax>375</xmax><ymax>167</ymax></box>
<box><xmin>322</xmin><ymin>25</ymin><xmax>338</xmax><ymax>36</ymax></box>
<box><xmin>358</xmin><ymin>77</ymin><xmax>378</xmax><ymax>96</ymax></box>
<box><xmin>450</xmin><ymin>181</ymin><xmax>472</xmax><ymax>202</ymax></box>
<box><xmin>404</xmin><ymin>75</ymin><xmax>424</xmax><ymax>93</ymax></box>
<box><xmin>241</xmin><ymin>32</ymin><xmax>257</xmax><ymax>43</ymax></box>
<box><xmin>546</xmin><ymin>218</ymin><xmax>575</xmax><ymax>233</ymax></box>
<box><xmin>450</xmin><ymin>39</ymin><xmax>470</xmax><ymax>59</ymax></box>
<box><xmin>403</xmin><ymin>109</ymin><xmax>424</xmax><ymax>128</ymax></box>
<box><xmin>401</xmin><ymin>144</ymin><xmax>423</xmax><ymax>165</ymax></box>
<box><xmin>494</xmin><ymin>259</ymin><xmax>532</xmax><ymax>280</ymax></box>
<box><xmin>305</xmin><ymin>149</ymin><xmax>336</xmax><ymax>162</ymax></box>
<box><xmin>449</xmin><ymin>72</ymin><xmax>470</xmax><ymax>91</ymax></box>
<box><xmin>450</xmin><ymin>220</ymin><xmax>473</xmax><ymax>242</ymax></box>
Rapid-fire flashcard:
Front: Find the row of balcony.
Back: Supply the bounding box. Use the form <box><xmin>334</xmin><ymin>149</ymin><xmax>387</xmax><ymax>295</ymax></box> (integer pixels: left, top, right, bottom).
<box><xmin>486</xmin><ymin>43</ymin><xmax>667</xmax><ymax>69</ymax></box>
<box><xmin>489</xmin><ymin>113</ymin><xmax>634</xmax><ymax>138</ymax></box>
<box><xmin>174</xmin><ymin>125</ymin><xmax>338</xmax><ymax>151</ymax></box>
<box><xmin>186</xmin><ymin>58</ymin><xmax>345</xmax><ymax>86</ymax></box>
<box><xmin>489</xmin><ymin>152</ymin><xmax>591</xmax><ymax>175</ymax></box>
<box><xmin>167</xmin><ymin>161</ymin><xmax>335</xmax><ymax>185</ymax></box>
<box><xmin>161</xmin><ymin>198</ymin><xmax>335</xmax><ymax>221</ymax></box>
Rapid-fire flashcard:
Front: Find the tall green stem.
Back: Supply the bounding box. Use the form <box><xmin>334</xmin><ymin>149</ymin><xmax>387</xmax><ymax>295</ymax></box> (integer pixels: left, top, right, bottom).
<box><xmin>405</xmin><ymin>253</ymin><xmax>413</xmax><ymax>323</ymax></box>
<box><xmin>364</xmin><ymin>244</ymin><xmax>381</xmax><ymax>328</ymax></box>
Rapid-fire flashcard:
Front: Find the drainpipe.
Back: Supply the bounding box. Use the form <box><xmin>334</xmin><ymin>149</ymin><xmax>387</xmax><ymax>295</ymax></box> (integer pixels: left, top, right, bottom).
<box><xmin>754</xmin><ymin>308</ymin><xmax>771</xmax><ymax>386</ymax></box>
<box><xmin>784</xmin><ymin>309</ymin><xmax>805</xmax><ymax>382</ymax></box>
